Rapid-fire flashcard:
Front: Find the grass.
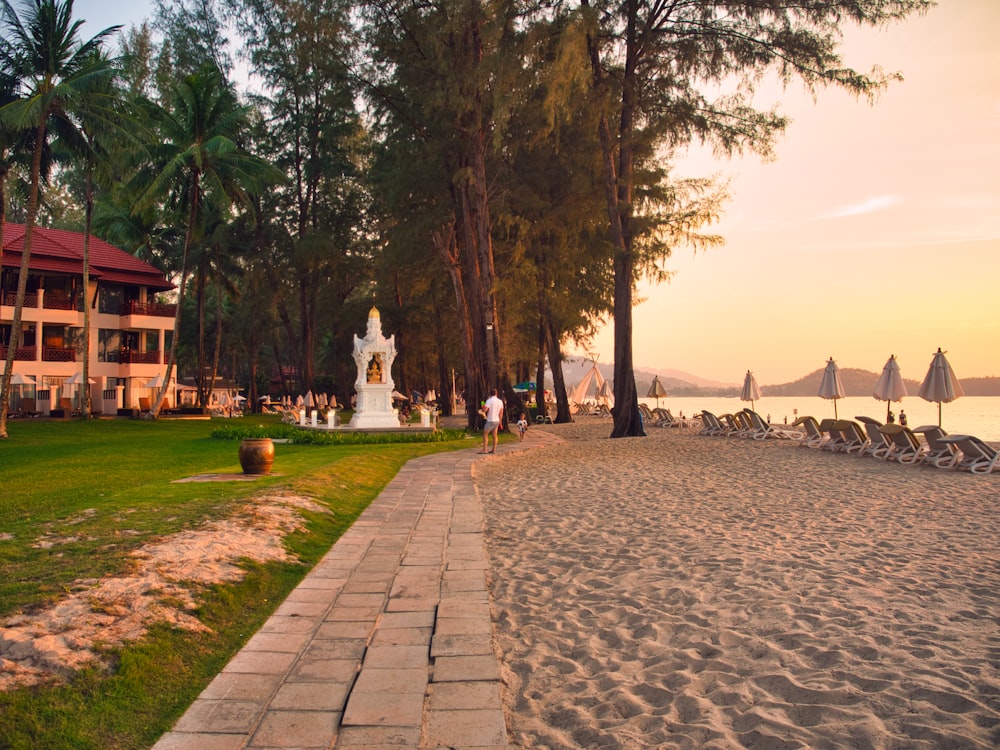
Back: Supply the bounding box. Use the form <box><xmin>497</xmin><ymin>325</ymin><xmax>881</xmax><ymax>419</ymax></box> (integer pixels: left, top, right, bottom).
<box><xmin>0</xmin><ymin>416</ymin><xmax>475</xmax><ymax>750</ymax></box>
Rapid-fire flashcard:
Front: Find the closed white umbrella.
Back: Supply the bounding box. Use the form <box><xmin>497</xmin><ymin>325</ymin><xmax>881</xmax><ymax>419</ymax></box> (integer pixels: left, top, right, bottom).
<box><xmin>818</xmin><ymin>357</ymin><xmax>846</xmax><ymax>418</ymax></box>
<box><xmin>918</xmin><ymin>348</ymin><xmax>965</xmax><ymax>427</ymax></box>
<box><xmin>597</xmin><ymin>379</ymin><xmax>614</xmax><ymax>407</ymax></box>
<box><xmin>305</xmin><ymin>391</ymin><xmax>314</xmax><ymax>409</ymax></box>
<box><xmin>872</xmin><ymin>354</ymin><xmax>907</xmax><ymax>422</ymax></box>
<box><xmin>646</xmin><ymin>375</ymin><xmax>667</xmax><ymax>408</ymax></box>
<box><xmin>740</xmin><ymin>370</ymin><xmax>762</xmax><ymax>411</ymax></box>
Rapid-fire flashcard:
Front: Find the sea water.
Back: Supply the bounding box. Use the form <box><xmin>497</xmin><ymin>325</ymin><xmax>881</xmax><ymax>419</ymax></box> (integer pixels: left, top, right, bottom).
<box><xmin>639</xmin><ymin>396</ymin><xmax>1000</xmax><ymax>442</ymax></box>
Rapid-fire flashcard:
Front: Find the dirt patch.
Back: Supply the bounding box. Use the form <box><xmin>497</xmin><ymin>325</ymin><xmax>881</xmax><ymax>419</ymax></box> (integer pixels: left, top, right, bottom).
<box><xmin>0</xmin><ymin>492</ymin><xmax>328</xmax><ymax>691</ymax></box>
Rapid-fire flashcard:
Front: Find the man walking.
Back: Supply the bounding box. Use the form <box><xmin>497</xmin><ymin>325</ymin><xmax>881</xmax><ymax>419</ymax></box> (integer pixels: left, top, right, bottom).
<box><xmin>481</xmin><ymin>388</ymin><xmax>504</xmax><ymax>454</ymax></box>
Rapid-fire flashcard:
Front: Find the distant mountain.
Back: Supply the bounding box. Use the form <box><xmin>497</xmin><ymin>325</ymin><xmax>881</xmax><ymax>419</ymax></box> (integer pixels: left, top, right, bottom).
<box><xmin>765</xmin><ymin>368</ymin><xmax>1000</xmax><ymax>398</ymax></box>
<box><xmin>556</xmin><ymin>358</ymin><xmax>1000</xmax><ymax>397</ymax></box>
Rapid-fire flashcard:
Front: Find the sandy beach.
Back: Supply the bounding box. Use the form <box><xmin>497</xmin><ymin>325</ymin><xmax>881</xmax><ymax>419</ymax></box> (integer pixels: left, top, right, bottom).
<box><xmin>475</xmin><ymin>418</ymin><xmax>1000</xmax><ymax>749</ymax></box>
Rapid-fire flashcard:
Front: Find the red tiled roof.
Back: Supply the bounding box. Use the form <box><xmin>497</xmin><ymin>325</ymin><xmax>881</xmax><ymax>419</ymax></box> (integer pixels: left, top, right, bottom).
<box><xmin>2</xmin><ymin>222</ymin><xmax>174</xmax><ymax>292</ymax></box>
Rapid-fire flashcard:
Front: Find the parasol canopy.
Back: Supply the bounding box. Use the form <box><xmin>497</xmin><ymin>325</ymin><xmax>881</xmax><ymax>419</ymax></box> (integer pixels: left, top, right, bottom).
<box><xmin>872</xmin><ymin>354</ymin><xmax>907</xmax><ymax>422</ymax></box>
<box><xmin>64</xmin><ymin>372</ymin><xmax>96</xmax><ymax>386</ymax></box>
<box><xmin>145</xmin><ymin>373</ymin><xmax>165</xmax><ymax>389</ymax></box>
<box><xmin>513</xmin><ymin>381</ymin><xmax>536</xmax><ymax>393</ymax></box>
<box><xmin>740</xmin><ymin>370</ymin><xmax>761</xmax><ymax>411</ymax></box>
<box><xmin>9</xmin><ymin>373</ymin><xmax>36</xmax><ymax>386</ymax></box>
<box><xmin>646</xmin><ymin>375</ymin><xmax>667</xmax><ymax>408</ymax></box>
<box><xmin>818</xmin><ymin>357</ymin><xmax>846</xmax><ymax>418</ymax></box>
<box><xmin>917</xmin><ymin>348</ymin><xmax>964</xmax><ymax>427</ymax></box>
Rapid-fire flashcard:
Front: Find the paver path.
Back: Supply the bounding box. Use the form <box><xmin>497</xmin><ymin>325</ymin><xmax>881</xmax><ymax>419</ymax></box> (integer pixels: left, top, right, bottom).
<box><xmin>153</xmin><ymin>428</ymin><xmax>556</xmax><ymax>749</ymax></box>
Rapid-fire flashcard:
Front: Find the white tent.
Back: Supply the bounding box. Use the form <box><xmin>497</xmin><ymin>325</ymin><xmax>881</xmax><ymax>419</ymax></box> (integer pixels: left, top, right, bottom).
<box><xmin>570</xmin><ymin>359</ymin><xmax>609</xmax><ymax>406</ymax></box>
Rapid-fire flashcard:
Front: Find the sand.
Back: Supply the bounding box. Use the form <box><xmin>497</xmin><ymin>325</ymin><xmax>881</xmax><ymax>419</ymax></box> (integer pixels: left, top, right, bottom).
<box><xmin>0</xmin><ymin>492</ymin><xmax>326</xmax><ymax>691</ymax></box>
<box><xmin>476</xmin><ymin>418</ymin><xmax>1000</xmax><ymax>749</ymax></box>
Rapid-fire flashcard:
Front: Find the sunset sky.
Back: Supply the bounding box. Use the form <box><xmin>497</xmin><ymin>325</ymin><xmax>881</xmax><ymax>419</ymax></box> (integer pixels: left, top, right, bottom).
<box><xmin>76</xmin><ymin>0</ymin><xmax>1000</xmax><ymax>385</ymax></box>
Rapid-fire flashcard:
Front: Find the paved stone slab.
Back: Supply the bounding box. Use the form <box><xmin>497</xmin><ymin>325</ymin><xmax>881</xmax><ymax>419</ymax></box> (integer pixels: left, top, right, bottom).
<box><xmin>149</xmin><ymin>432</ymin><xmax>560</xmax><ymax>750</ymax></box>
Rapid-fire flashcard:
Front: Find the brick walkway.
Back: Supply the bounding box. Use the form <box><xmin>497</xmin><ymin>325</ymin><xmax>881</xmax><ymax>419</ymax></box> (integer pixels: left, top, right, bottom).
<box><xmin>153</xmin><ymin>427</ymin><xmax>556</xmax><ymax>749</ymax></box>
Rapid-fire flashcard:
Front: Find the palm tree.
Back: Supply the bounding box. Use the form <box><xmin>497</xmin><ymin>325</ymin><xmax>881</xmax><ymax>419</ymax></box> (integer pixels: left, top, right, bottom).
<box><xmin>131</xmin><ymin>65</ymin><xmax>282</xmax><ymax>417</ymax></box>
<box><xmin>0</xmin><ymin>0</ymin><xmax>119</xmax><ymax>436</ymax></box>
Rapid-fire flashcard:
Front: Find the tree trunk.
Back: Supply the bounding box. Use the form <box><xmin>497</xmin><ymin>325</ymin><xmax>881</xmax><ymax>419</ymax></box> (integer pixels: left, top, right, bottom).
<box><xmin>81</xmin><ymin>168</ymin><xmax>94</xmax><ymax>418</ymax></box>
<box><xmin>544</xmin><ymin>318</ymin><xmax>573</xmax><ymax>423</ymax></box>
<box><xmin>153</xmin><ymin>173</ymin><xmax>200</xmax><ymax>418</ymax></box>
<box><xmin>1</xmin><ymin>125</ymin><xmax>47</xmax><ymax>437</ymax></box>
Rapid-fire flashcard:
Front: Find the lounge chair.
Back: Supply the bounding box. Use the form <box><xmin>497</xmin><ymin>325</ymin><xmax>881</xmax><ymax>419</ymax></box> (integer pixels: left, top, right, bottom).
<box><xmin>138</xmin><ymin>396</ymin><xmax>152</xmax><ymax>415</ymax></box>
<box><xmin>911</xmin><ymin>425</ymin><xmax>960</xmax><ymax>469</ymax></box>
<box><xmin>878</xmin><ymin>424</ymin><xmax>923</xmax><ymax>464</ymax></box>
<box><xmin>699</xmin><ymin>411</ymin><xmax>726</xmax><ymax>436</ymax></box>
<box><xmin>718</xmin><ymin>413</ymin><xmax>742</xmax><ymax>436</ymax></box>
<box><xmin>855</xmin><ymin>416</ymin><xmax>893</xmax><ymax>458</ymax></box>
<box><xmin>832</xmin><ymin>419</ymin><xmax>867</xmax><ymax>454</ymax></box>
<box><xmin>937</xmin><ymin>435</ymin><xmax>1000</xmax><ymax>474</ymax></box>
<box><xmin>742</xmin><ymin>409</ymin><xmax>803</xmax><ymax>440</ymax></box>
<box><xmin>817</xmin><ymin>418</ymin><xmax>847</xmax><ymax>452</ymax></box>
<box><xmin>791</xmin><ymin>416</ymin><xmax>825</xmax><ymax>448</ymax></box>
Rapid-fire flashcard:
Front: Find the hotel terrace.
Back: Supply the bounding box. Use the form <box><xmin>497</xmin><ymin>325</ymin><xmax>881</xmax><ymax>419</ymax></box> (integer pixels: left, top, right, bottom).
<box><xmin>1</xmin><ymin>223</ymin><xmax>176</xmax><ymax>416</ymax></box>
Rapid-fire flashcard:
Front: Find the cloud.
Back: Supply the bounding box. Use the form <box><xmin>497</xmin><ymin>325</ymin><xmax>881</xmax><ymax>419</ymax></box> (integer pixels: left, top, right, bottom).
<box><xmin>822</xmin><ymin>195</ymin><xmax>902</xmax><ymax>219</ymax></box>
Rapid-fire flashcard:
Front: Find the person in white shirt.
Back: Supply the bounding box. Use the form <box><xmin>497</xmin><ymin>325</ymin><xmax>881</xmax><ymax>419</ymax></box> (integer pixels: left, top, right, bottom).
<box><xmin>481</xmin><ymin>388</ymin><xmax>504</xmax><ymax>453</ymax></box>
<box><xmin>516</xmin><ymin>412</ymin><xmax>528</xmax><ymax>442</ymax></box>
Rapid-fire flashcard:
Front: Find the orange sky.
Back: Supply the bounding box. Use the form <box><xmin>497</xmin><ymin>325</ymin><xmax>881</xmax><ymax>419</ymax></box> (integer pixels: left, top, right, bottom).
<box><xmin>78</xmin><ymin>1</ymin><xmax>999</xmax><ymax>385</ymax></box>
<box><xmin>584</xmin><ymin>1</ymin><xmax>1000</xmax><ymax>384</ymax></box>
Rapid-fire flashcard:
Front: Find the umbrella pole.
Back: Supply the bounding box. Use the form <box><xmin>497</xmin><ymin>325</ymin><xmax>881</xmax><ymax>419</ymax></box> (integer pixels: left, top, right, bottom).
<box><xmin>834</xmin><ymin>401</ymin><xmax>838</xmax><ymax>419</ymax></box>
<box><xmin>938</xmin><ymin>402</ymin><xmax>942</xmax><ymax>427</ymax></box>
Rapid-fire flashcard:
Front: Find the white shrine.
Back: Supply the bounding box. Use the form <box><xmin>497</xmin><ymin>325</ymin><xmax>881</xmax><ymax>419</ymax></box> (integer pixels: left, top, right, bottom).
<box><xmin>349</xmin><ymin>305</ymin><xmax>401</xmax><ymax>429</ymax></box>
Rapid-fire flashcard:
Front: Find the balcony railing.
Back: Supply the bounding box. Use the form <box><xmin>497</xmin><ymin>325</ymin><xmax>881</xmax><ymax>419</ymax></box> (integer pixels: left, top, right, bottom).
<box><xmin>107</xmin><ymin>349</ymin><xmax>162</xmax><ymax>364</ymax></box>
<box><xmin>42</xmin><ymin>295</ymin><xmax>77</xmax><ymax>310</ymax></box>
<box><xmin>42</xmin><ymin>346</ymin><xmax>76</xmax><ymax>362</ymax></box>
<box><xmin>2</xmin><ymin>292</ymin><xmax>39</xmax><ymax>308</ymax></box>
<box><xmin>0</xmin><ymin>345</ymin><xmax>36</xmax><ymax>361</ymax></box>
<box><xmin>127</xmin><ymin>301</ymin><xmax>176</xmax><ymax>318</ymax></box>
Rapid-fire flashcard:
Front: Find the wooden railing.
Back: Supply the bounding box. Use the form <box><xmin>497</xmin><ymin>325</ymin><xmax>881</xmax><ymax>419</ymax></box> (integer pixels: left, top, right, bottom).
<box><xmin>42</xmin><ymin>295</ymin><xmax>77</xmax><ymax>310</ymax></box>
<box><xmin>0</xmin><ymin>345</ymin><xmax>36</xmax><ymax>361</ymax></box>
<box><xmin>127</xmin><ymin>301</ymin><xmax>176</xmax><ymax>318</ymax></box>
<box><xmin>42</xmin><ymin>346</ymin><xmax>76</xmax><ymax>362</ymax></box>
<box><xmin>2</xmin><ymin>292</ymin><xmax>39</xmax><ymax>307</ymax></box>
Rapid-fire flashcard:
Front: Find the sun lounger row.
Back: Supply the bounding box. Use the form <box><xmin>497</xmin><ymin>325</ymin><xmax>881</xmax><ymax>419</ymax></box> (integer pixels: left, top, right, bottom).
<box><xmin>699</xmin><ymin>409</ymin><xmax>802</xmax><ymax>440</ymax></box>
<box><xmin>790</xmin><ymin>415</ymin><xmax>999</xmax><ymax>474</ymax></box>
<box><xmin>640</xmin><ymin>404</ymin><xmax>690</xmax><ymax>428</ymax></box>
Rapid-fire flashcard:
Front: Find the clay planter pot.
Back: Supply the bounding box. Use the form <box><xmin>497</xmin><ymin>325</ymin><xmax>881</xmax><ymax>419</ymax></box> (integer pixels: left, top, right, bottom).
<box><xmin>239</xmin><ymin>438</ymin><xmax>275</xmax><ymax>475</ymax></box>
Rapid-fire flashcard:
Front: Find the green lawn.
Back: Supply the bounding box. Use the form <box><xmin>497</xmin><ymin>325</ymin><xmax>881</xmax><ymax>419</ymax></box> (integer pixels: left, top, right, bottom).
<box><xmin>0</xmin><ymin>416</ymin><xmax>474</xmax><ymax>750</ymax></box>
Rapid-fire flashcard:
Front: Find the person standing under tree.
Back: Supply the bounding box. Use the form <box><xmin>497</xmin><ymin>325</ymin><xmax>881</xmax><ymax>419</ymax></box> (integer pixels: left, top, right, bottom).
<box><xmin>480</xmin><ymin>389</ymin><xmax>504</xmax><ymax>454</ymax></box>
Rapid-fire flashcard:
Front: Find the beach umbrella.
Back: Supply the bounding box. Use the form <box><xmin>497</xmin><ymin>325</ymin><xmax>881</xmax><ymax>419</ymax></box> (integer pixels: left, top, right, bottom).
<box><xmin>513</xmin><ymin>381</ymin><xmax>536</xmax><ymax>393</ymax></box>
<box><xmin>917</xmin><ymin>348</ymin><xmax>965</xmax><ymax>427</ymax></box>
<box><xmin>646</xmin><ymin>375</ymin><xmax>667</xmax><ymax>408</ymax></box>
<box><xmin>64</xmin><ymin>372</ymin><xmax>96</xmax><ymax>385</ymax></box>
<box><xmin>597</xmin><ymin>379</ymin><xmax>614</xmax><ymax>407</ymax></box>
<box><xmin>818</xmin><ymin>357</ymin><xmax>846</xmax><ymax>418</ymax></box>
<box><xmin>872</xmin><ymin>354</ymin><xmax>908</xmax><ymax>422</ymax></box>
<box><xmin>295</xmin><ymin>394</ymin><xmax>304</xmax><ymax>407</ymax></box>
<box><xmin>305</xmin><ymin>391</ymin><xmax>314</xmax><ymax>409</ymax></box>
<box><xmin>740</xmin><ymin>370</ymin><xmax>761</xmax><ymax>411</ymax></box>
<box><xmin>144</xmin><ymin>373</ymin><xmax>165</xmax><ymax>389</ymax></box>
